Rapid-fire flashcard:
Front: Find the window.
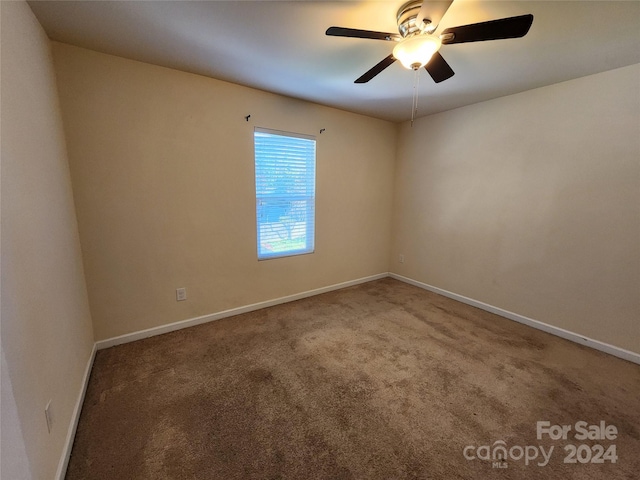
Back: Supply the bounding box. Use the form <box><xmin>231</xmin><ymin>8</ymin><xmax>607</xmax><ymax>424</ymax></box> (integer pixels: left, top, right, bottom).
<box><xmin>254</xmin><ymin>128</ymin><xmax>316</xmax><ymax>260</ymax></box>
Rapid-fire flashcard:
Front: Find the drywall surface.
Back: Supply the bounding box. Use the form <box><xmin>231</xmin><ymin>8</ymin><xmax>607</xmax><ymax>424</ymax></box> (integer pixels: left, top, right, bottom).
<box><xmin>391</xmin><ymin>64</ymin><xmax>640</xmax><ymax>354</ymax></box>
<box><xmin>51</xmin><ymin>42</ymin><xmax>396</xmax><ymax>340</ymax></box>
<box><xmin>0</xmin><ymin>1</ymin><xmax>95</xmax><ymax>478</ymax></box>
<box><xmin>1</xmin><ymin>349</ymin><xmax>32</xmax><ymax>479</ymax></box>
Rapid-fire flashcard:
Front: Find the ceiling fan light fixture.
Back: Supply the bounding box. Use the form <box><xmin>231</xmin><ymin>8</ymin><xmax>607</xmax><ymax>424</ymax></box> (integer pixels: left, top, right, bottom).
<box><xmin>393</xmin><ymin>34</ymin><xmax>442</xmax><ymax>70</ymax></box>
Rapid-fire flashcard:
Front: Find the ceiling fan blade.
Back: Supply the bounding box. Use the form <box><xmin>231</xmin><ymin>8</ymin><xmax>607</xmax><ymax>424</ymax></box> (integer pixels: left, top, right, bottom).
<box><xmin>441</xmin><ymin>14</ymin><xmax>533</xmax><ymax>44</ymax></box>
<box><xmin>425</xmin><ymin>52</ymin><xmax>455</xmax><ymax>83</ymax></box>
<box><xmin>416</xmin><ymin>0</ymin><xmax>454</xmax><ymax>32</ymax></box>
<box><xmin>326</xmin><ymin>26</ymin><xmax>401</xmax><ymax>42</ymax></box>
<box><xmin>355</xmin><ymin>54</ymin><xmax>397</xmax><ymax>83</ymax></box>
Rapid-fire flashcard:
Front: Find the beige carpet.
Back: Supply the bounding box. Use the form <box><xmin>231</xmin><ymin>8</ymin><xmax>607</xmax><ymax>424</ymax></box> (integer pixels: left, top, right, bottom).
<box><xmin>66</xmin><ymin>278</ymin><xmax>640</xmax><ymax>479</ymax></box>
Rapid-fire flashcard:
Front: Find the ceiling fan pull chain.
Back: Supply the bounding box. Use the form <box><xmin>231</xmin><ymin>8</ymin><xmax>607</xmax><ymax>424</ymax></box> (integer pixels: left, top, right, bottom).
<box><xmin>411</xmin><ymin>67</ymin><xmax>420</xmax><ymax>126</ymax></box>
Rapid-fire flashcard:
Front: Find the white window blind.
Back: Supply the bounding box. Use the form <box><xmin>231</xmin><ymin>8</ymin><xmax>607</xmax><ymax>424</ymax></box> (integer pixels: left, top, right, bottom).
<box><xmin>254</xmin><ymin>128</ymin><xmax>316</xmax><ymax>260</ymax></box>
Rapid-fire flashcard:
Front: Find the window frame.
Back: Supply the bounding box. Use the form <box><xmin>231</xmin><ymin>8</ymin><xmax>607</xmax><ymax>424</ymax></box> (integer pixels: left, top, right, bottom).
<box><xmin>253</xmin><ymin>127</ymin><xmax>317</xmax><ymax>261</ymax></box>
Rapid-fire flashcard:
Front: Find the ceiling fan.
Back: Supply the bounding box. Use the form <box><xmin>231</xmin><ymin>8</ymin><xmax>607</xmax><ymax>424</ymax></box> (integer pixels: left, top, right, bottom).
<box><xmin>326</xmin><ymin>0</ymin><xmax>533</xmax><ymax>84</ymax></box>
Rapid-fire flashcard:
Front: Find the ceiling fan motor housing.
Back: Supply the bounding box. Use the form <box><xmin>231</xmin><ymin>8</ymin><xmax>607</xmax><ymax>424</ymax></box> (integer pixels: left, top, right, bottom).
<box><xmin>397</xmin><ymin>1</ymin><xmax>434</xmax><ymax>38</ymax></box>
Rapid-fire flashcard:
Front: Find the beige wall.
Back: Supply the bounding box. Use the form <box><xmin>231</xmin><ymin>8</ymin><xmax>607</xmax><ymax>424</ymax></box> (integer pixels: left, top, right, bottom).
<box><xmin>391</xmin><ymin>64</ymin><xmax>640</xmax><ymax>354</ymax></box>
<box><xmin>0</xmin><ymin>2</ymin><xmax>95</xmax><ymax>479</ymax></box>
<box><xmin>51</xmin><ymin>43</ymin><xmax>396</xmax><ymax>341</ymax></box>
<box><xmin>49</xmin><ymin>40</ymin><xmax>639</xmax><ymax>353</ymax></box>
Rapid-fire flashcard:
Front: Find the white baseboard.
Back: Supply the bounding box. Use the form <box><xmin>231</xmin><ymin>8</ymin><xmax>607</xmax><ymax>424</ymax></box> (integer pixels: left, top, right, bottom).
<box><xmin>389</xmin><ymin>273</ymin><xmax>640</xmax><ymax>365</ymax></box>
<box><xmin>96</xmin><ymin>271</ymin><xmax>640</xmax><ymax>363</ymax></box>
<box><xmin>96</xmin><ymin>273</ymin><xmax>388</xmax><ymax>350</ymax></box>
<box><xmin>56</xmin><ymin>342</ymin><xmax>97</xmax><ymax>480</ymax></box>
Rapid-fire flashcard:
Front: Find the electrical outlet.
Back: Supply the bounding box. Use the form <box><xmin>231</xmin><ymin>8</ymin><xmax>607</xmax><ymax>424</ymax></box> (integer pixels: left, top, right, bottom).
<box><xmin>45</xmin><ymin>400</ymin><xmax>53</xmax><ymax>433</ymax></box>
<box><xmin>399</xmin><ymin>254</ymin><xmax>405</xmax><ymax>264</ymax></box>
<box><xmin>176</xmin><ymin>287</ymin><xmax>187</xmax><ymax>301</ymax></box>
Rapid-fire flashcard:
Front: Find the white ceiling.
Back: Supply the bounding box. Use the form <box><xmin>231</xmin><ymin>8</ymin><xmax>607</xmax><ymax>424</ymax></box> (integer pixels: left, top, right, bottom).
<box><xmin>28</xmin><ymin>0</ymin><xmax>640</xmax><ymax>123</ymax></box>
